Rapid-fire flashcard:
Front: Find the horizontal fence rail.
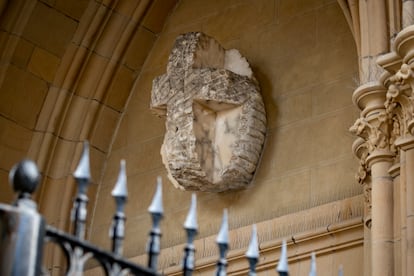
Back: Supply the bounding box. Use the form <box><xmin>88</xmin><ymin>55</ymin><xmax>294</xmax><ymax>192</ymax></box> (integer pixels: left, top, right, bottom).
<box><xmin>0</xmin><ymin>141</ymin><xmax>343</xmax><ymax>275</ymax></box>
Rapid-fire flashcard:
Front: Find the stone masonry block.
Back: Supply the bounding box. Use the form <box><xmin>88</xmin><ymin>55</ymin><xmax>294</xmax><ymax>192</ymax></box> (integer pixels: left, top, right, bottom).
<box><xmin>28</xmin><ymin>47</ymin><xmax>60</xmax><ymax>83</ymax></box>
<box><xmin>0</xmin><ymin>65</ymin><xmax>48</xmax><ymax>129</ymax></box>
<box><xmin>23</xmin><ymin>1</ymin><xmax>77</xmax><ymax>57</ymax></box>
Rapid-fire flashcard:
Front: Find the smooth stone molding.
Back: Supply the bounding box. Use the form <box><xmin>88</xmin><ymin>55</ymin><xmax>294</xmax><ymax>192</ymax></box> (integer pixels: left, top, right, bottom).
<box><xmin>151</xmin><ymin>32</ymin><xmax>266</xmax><ymax>192</ymax></box>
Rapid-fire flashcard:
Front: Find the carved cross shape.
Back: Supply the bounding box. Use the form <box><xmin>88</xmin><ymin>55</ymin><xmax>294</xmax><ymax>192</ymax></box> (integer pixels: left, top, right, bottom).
<box><xmin>151</xmin><ymin>32</ymin><xmax>266</xmax><ymax>192</ymax></box>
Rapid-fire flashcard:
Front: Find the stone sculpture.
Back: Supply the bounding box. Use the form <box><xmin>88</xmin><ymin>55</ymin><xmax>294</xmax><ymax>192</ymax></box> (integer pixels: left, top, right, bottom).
<box><xmin>151</xmin><ymin>32</ymin><xmax>266</xmax><ymax>192</ymax></box>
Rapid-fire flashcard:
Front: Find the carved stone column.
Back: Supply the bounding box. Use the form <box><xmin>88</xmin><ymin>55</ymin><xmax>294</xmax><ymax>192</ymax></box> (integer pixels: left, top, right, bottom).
<box><xmin>350</xmin><ymin>83</ymin><xmax>395</xmax><ymax>276</ymax></box>
<box><xmin>352</xmin><ymin>137</ymin><xmax>372</xmax><ymax>275</ymax></box>
<box><xmin>403</xmin><ymin>0</ymin><xmax>414</xmax><ymax>28</ymax></box>
<box><xmin>389</xmin><ymin>162</ymin><xmax>403</xmax><ymax>276</ymax></box>
<box><xmin>398</xmin><ymin>137</ymin><xmax>414</xmax><ymax>274</ymax></box>
<box><xmin>383</xmin><ymin>72</ymin><xmax>414</xmax><ymax>276</ymax></box>
<box><xmin>378</xmin><ymin>25</ymin><xmax>414</xmax><ymax>275</ymax></box>
<box><xmin>366</xmin><ymin>151</ymin><xmax>394</xmax><ymax>276</ymax></box>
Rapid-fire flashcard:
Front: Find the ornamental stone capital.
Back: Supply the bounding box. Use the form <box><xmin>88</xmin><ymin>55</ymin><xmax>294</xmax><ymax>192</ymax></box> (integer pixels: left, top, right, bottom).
<box><xmin>383</xmin><ymin>64</ymin><xmax>414</xmax><ymax>138</ymax></box>
<box><xmin>395</xmin><ymin>135</ymin><xmax>414</xmax><ymax>150</ymax></box>
<box><xmin>350</xmin><ymin>111</ymin><xmax>392</xmax><ymax>155</ymax></box>
<box><xmin>349</xmin><ymin>83</ymin><xmax>395</xmax><ymax>168</ymax></box>
<box><xmin>352</xmin><ymin>83</ymin><xmax>387</xmax><ymax>118</ymax></box>
<box><xmin>377</xmin><ymin>26</ymin><xmax>414</xmax><ymax>149</ymax></box>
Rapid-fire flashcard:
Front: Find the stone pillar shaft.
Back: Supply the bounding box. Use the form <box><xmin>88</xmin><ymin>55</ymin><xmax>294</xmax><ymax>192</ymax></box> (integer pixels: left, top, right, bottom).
<box><xmin>390</xmin><ymin>162</ymin><xmax>403</xmax><ymax>276</ymax></box>
<box><xmin>398</xmin><ymin>150</ymin><xmax>407</xmax><ymax>276</ymax></box>
<box><xmin>403</xmin><ymin>0</ymin><xmax>414</xmax><ymax>28</ymax></box>
<box><xmin>364</xmin><ymin>224</ymin><xmax>372</xmax><ymax>276</ymax></box>
<box><xmin>350</xmin><ymin>83</ymin><xmax>394</xmax><ymax>276</ymax></box>
<box><xmin>369</xmin><ymin>155</ymin><xmax>394</xmax><ymax>276</ymax></box>
<box><xmin>404</xmin><ymin>146</ymin><xmax>414</xmax><ymax>273</ymax></box>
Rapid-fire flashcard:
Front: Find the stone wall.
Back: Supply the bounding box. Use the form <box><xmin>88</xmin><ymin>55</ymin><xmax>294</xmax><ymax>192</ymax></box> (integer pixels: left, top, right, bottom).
<box><xmin>89</xmin><ymin>0</ymin><xmax>363</xmax><ymax>274</ymax></box>
<box><xmin>0</xmin><ymin>0</ymin><xmax>364</xmax><ymax>274</ymax></box>
<box><xmin>0</xmin><ymin>0</ymin><xmax>178</xmax><ymax>273</ymax></box>
<box><xmin>0</xmin><ymin>0</ymin><xmax>86</xmax><ymax>203</ymax></box>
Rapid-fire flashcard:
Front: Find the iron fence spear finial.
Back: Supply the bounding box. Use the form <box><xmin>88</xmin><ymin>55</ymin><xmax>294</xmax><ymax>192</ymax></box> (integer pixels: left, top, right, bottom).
<box><xmin>73</xmin><ymin>141</ymin><xmax>91</xmax><ymax>187</ymax></box>
<box><xmin>338</xmin><ymin>264</ymin><xmax>344</xmax><ymax>276</ymax></box>
<box><xmin>183</xmin><ymin>193</ymin><xmax>198</xmax><ymax>276</ymax></box>
<box><xmin>309</xmin><ymin>252</ymin><xmax>317</xmax><ymax>276</ymax></box>
<box><xmin>147</xmin><ymin>176</ymin><xmax>163</xmax><ymax>270</ymax></box>
<box><xmin>216</xmin><ymin>209</ymin><xmax>229</xmax><ymax>276</ymax></box>
<box><xmin>277</xmin><ymin>240</ymin><xmax>289</xmax><ymax>276</ymax></box>
<box><xmin>111</xmin><ymin>160</ymin><xmax>128</xmax><ymax>199</ymax></box>
<box><xmin>110</xmin><ymin>159</ymin><xmax>128</xmax><ymax>255</ymax></box>
<box><xmin>246</xmin><ymin>224</ymin><xmax>259</xmax><ymax>276</ymax></box>
<box><xmin>72</xmin><ymin>141</ymin><xmax>91</xmax><ymax>239</ymax></box>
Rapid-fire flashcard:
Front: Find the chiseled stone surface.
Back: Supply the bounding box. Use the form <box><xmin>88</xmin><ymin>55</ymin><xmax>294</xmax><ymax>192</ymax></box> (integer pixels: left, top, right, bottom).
<box><xmin>151</xmin><ymin>32</ymin><xmax>266</xmax><ymax>192</ymax></box>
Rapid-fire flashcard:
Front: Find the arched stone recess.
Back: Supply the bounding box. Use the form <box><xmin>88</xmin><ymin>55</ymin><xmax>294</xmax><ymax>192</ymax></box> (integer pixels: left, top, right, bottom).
<box><xmin>0</xmin><ymin>0</ymin><xmax>178</xmax><ymax>233</ymax></box>
<box><xmin>0</xmin><ymin>0</ymin><xmax>177</xmax><ymax>273</ymax></box>
<box><xmin>30</xmin><ymin>0</ymin><xmax>152</xmax><ymax>233</ymax></box>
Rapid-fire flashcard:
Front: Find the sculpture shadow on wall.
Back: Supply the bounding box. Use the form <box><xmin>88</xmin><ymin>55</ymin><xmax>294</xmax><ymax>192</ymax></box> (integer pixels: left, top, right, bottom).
<box><xmin>214</xmin><ymin>65</ymin><xmax>276</xmax><ymax>207</ymax></box>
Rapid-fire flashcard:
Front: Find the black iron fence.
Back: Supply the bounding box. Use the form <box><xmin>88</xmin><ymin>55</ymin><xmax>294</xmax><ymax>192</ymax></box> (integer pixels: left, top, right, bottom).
<box><xmin>0</xmin><ymin>141</ymin><xmax>327</xmax><ymax>276</ymax></box>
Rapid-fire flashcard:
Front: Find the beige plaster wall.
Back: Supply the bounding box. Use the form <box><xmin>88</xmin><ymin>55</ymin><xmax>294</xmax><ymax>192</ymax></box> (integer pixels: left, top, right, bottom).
<box><xmin>89</xmin><ymin>0</ymin><xmax>362</xmax><ymax>271</ymax></box>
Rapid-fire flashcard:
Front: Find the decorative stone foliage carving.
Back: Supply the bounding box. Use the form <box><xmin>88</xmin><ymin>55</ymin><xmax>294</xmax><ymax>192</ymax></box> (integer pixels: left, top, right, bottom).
<box><xmin>352</xmin><ymin>138</ymin><xmax>369</xmax><ymax>185</ymax></box>
<box><xmin>350</xmin><ymin>26</ymin><xmax>414</xmax><ymax>234</ymax></box>
<box><xmin>352</xmin><ymin>137</ymin><xmax>371</xmax><ymax>228</ymax></box>
<box><xmin>350</xmin><ymin>111</ymin><xmax>392</xmax><ymax>153</ymax></box>
<box><xmin>384</xmin><ymin>64</ymin><xmax>414</xmax><ymax>137</ymax></box>
<box><xmin>151</xmin><ymin>32</ymin><xmax>266</xmax><ymax>192</ymax></box>
<box><xmin>378</xmin><ymin>26</ymin><xmax>414</xmax><ymax>142</ymax></box>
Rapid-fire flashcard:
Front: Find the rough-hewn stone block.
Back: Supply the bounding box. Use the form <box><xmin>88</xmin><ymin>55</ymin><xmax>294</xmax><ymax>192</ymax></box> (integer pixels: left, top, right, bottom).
<box><xmin>151</xmin><ymin>32</ymin><xmax>266</xmax><ymax>192</ymax></box>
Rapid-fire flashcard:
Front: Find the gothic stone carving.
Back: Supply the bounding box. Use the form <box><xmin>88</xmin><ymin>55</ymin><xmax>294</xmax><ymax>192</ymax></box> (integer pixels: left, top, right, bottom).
<box><xmin>349</xmin><ymin>110</ymin><xmax>392</xmax><ymax>154</ymax></box>
<box><xmin>385</xmin><ymin>63</ymin><xmax>414</xmax><ymax>137</ymax></box>
<box><xmin>352</xmin><ymin>137</ymin><xmax>371</xmax><ymax>228</ymax></box>
<box><xmin>151</xmin><ymin>32</ymin><xmax>266</xmax><ymax>192</ymax></box>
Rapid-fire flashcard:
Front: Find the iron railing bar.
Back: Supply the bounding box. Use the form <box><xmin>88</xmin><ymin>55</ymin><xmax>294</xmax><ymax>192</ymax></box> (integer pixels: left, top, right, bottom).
<box><xmin>45</xmin><ymin>225</ymin><xmax>159</xmax><ymax>276</ymax></box>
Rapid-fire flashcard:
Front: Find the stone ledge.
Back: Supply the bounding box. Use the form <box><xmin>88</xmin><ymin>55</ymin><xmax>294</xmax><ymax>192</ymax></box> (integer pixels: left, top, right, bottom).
<box><xmin>120</xmin><ymin>195</ymin><xmax>364</xmax><ymax>275</ymax></box>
